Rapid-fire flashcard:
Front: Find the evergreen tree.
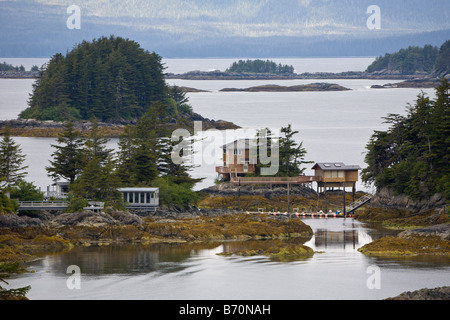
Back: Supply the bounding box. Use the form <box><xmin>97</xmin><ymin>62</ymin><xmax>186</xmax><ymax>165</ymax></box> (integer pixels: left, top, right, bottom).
<box><xmin>71</xmin><ymin>121</ymin><xmax>122</xmax><ymax>206</ymax></box>
<box><xmin>362</xmin><ymin>78</ymin><xmax>450</xmax><ymax>199</ymax></box>
<box><xmin>10</xmin><ymin>180</ymin><xmax>45</xmax><ymax>202</ymax></box>
<box><xmin>434</xmin><ymin>40</ymin><xmax>450</xmax><ymax>76</ymax></box>
<box><xmin>115</xmin><ymin>101</ymin><xmax>202</xmax><ymax>206</ymax></box>
<box><xmin>0</xmin><ymin>126</ymin><xmax>28</xmax><ymax>186</ymax></box>
<box><xmin>20</xmin><ymin>36</ymin><xmax>168</xmax><ymax>122</ymax></box>
<box><xmin>46</xmin><ymin>121</ymin><xmax>85</xmax><ymax>184</ymax></box>
<box><xmin>83</xmin><ymin>118</ymin><xmax>114</xmax><ymax>164</ymax></box>
<box><xmin>116</xmin><ymin>104</ymin><xmax>161</xmax><ymax>186</ymax></box>
<box><xmin>278</xmin><ymin>125</ymin><xmax>311</xmax><ymax>177</ymax></box>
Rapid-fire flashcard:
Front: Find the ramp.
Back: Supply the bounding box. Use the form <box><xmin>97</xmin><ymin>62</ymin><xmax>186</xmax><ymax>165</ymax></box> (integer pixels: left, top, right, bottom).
<box><xmin>347</xmin><ymin>195</ymin><xmax>372</xmax><ymax>214</ymax></box>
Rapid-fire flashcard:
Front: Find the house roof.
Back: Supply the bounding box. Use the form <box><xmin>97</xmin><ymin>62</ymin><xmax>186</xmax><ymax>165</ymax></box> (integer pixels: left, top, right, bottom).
<box><xmin>222</xmin><ymin>139</ymin><xmax>258</xmax><ymax>149</ymax></box>
<box><xmin>312</xmin><ymin>163</ymin><xmax>361</xmax><ymax>171</ymax></box>
<box><xmin>118</xmin><ymin>188</ymin><xmax>159</xmax><ymax>193</ymax></box>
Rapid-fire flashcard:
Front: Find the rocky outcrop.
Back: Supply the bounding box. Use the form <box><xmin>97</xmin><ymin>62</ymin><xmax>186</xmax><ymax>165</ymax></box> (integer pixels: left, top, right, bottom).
<box><xmin>200</xmin><ymin>183</ymin><xmax>317</xmax><ymax>198</ymax></box>
<box><xmin>219</xmin><ymin>83</ymin><xmax>351</xmax><ymax>92</ymax></box>
<box><xmin>398</xmin><ymin>223</ymin><xmax>450</xmax><ymax>241</ymax></box>
<box><xmin>166</xmin><ymin>70</ymin><xmax>422</xmax><ymax>81</ymax></box>
<box><xmin>0</xmin><ymin>119</ymin><xmax>126</xmax><ymax>137</ymax></box>
<box><xmin>175</xmin><ymin>86</ymin><xmax>210</xmax><ymax>93</ymax></box>
<box><xmin>369</xmin><ymin>187</ymin><xmax>447</xmax><ymax>213</ymax></box>
<box><xmin>0</xmin><ymin>71</ymin><xmax>38</xmax><ymax>79</ymax></box>
<box><xmin>358</xmin><ymin>223</ymin><xmax>450</xmax><ymax>256</ymax></box>
<box><xmin>0</xmin><ymin>114</ymin><xmax>240</xmax><ymax>137</ymax></box>
<box><xmin>371</xmin><ymin>78</ymin><xmax>444</xmax><ymax>89</ymax></box>
<box><xmin>0</xmin><ymin>210</ymin><xmax>144</xmax><ymax>229</ymax></box>
<box><xmin>386</xmin><ymin>287</ymin><xmax>450</xmax><ymax>300</ymax></box>
<box><xmin>0</xmin><ymin>214</ymin><xmax>44</xmax><ymax>228</ymax></box>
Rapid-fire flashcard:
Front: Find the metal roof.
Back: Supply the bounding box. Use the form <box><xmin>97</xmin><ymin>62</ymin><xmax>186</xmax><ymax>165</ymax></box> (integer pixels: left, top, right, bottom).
<box><xmin>312</xmin><ymin>163</ymin><xmax>361</xmax><ymax>171</ymax></box>
<box><xmin>118</xmin><ymin>188</ymin><xmax>159</xmax><ymax>192</ymax></box>
<box><xmin>222</xmin><ymin>138</ymin><xmax>266</xmax><ymax>149</ymax></box>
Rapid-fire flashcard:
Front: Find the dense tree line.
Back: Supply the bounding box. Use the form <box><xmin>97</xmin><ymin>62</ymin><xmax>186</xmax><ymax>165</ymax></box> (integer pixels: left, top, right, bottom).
<box><xmin>0</xmin><ymin>62</ymin><xmax>39</xmax><ymax>72</ymax></box>
<box><xmin>366</xmin><ymin>40</ymin><xmax>450</xmax><ymax>75</ymax></box>
<box><xmin>362</xmin><ymin>79</ymin><xmax>449</xmax><ymax>200</ymax></box>
<box><xmin>47</xmin><ymin>110</ymin><xmax>201</xmax><ymax>209</ymax></box>
<box><xmin>226</xmin><ymin>59</ymin><xmax>295</xmax><ymax>74</ymax></box>
<box><xmin>0</xmin><ymin>62</ymin><xmax>25</xmax><ymax>72</ymax></box>
<box><xmin>20</xmin><ymin>36</ymin><xmax>189</xmax><ymax>123</ymax></box>
<box><xmin>434</xmin><ymin>40</ymin><xmax>450</xmax><ymax>76</ymax></box>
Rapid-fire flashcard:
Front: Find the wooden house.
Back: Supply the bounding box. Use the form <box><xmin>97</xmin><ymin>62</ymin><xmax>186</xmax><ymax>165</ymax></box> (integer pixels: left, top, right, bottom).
<box><xmin>216</xmin><ymin>139</ymin><xmax>258</xmax><ymax>180</ymax></box>
<box><xmin>312</xmin><ymin>162</ymin><xmax>361</xmax><ymax>191</ymax></box>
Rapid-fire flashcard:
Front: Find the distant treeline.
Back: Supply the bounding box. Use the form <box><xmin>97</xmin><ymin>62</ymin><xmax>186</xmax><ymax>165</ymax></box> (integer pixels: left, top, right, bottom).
<box><xmin>366</xmin><ymin>40</ymin><xmax>450</xmax><ymax>75</ymax></box>
<box><xmin>0</xmin><ymin>61</ymin><xmax>38</xmax><ymax>72</ymax></box>
<box><xmin>226</xmin><ymin>59</ymin><xmax>295</xmax><ymax>74</ymax></box>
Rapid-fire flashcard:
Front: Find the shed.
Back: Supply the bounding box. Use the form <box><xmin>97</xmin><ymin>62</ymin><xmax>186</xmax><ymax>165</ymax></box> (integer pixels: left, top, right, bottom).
<box><xmin>312</xmin><ymin>163</ymin><xmax>361</xmax><ymax>188</ymax></box>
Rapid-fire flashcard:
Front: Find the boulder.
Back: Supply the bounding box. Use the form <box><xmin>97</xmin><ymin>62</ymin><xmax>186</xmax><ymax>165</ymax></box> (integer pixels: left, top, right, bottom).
<box><xmin>0</xmin><ymin>214</ymin><xmax>44</xmax><ymax>228</ymax></box>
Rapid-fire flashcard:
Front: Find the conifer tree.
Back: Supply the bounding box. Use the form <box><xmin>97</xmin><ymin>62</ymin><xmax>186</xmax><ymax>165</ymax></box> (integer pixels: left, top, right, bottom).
<box><xmin>362</xmin><ymin>78</ymin><xmax>450</xmax><ymax>199</ymax></box>
<box><xmin>0</xmin><ymin>126</ymin><xmax>28</xmax><ymax>186</ymax></box>
<box><xmin>46</xmin><ymin>121</ymin><xmax>85</xmax><ymax>184</ymax></box>
<box><xmin>71</xmin><ymin>120</ymin><xmax>122</xmax><ymax>206</ymax></box>
<box><xmin>278</xmin><ymin>125</ymin><xmax>311</xmax><ymax>177</ymax></box>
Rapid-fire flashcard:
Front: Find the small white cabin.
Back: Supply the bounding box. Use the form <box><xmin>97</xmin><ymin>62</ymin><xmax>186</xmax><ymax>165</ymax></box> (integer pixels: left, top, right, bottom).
<box><xmin>46</xmin><ymin>181</ymin><xmax>70</xmax><ymax>199</ymax></box>
<box><xmin>118</xmin><ymin>187</ymin><xmax>159</xmax><ymax>211</ymax></box>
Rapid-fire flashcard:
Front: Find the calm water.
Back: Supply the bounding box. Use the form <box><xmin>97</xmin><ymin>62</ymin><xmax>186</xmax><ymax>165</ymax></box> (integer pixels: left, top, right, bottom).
<box><xmin>6</xmin><ymin>217</ymin><xmax>450</xmax><ymax>300</ymax></box>
<box><xmin>2</xmin><ymin>58</ymin><xmax>448</xmax><ymax>300</ymax></box>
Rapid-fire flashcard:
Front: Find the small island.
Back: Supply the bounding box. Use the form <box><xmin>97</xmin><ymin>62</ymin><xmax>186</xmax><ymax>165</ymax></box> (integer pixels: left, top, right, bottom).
<box><xmin>0</xmin><ymin>36</ymin><xmax>240</xmax><ymax>137</ymax></box>
<box><xmin>225</xmin><ymin>59</ymin><xmax>295</xmax><ymax>75</ymax></box>
<box><xmin>219</xmin><ymin>83</ymin><xmax>351</xmax><ymax>92</ymax></box>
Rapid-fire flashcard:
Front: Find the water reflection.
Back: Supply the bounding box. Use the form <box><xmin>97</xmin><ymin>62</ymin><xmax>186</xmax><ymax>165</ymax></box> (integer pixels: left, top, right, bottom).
<box><xmin>9</xmin><ymin>219</ymin><xmax>450</xmax><ymax>300</ymax></box>
<box><xmin>37</xmin><ymin>242</ymin><xmax>221</xmax><ymax>277</ymax></box>
<box><xmin>314</xmin><ymin>229</ymin><xmax>359</xmax><ymax>249</ymax></box>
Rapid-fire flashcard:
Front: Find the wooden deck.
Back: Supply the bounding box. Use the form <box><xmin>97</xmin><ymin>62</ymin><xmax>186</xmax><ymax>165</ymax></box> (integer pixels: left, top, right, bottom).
<box><xmin>230</xmin><ymin>175</ymin><xmax>322</xmax><ymax>185</ymax></box>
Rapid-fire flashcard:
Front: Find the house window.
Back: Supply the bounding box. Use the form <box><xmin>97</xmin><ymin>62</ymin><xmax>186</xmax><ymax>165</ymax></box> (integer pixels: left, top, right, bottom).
<box><xmin>325</xmin><ymin>171</ymin><xmax>331</xmax><ymax>178</ymax></box>
<box><xmin>338</xmin><ymin>171</ymin><xmax>344</xmax><ymax>178</ymax></box>
<box><xmin>234</xmin><ymin>149</ymin><xmax>242</xmax><ymax>155</ymax></box>
<box><xmin>332</xmin><ymin>171</ymin><xmax>338</xmax><ymax>178</ymax></box>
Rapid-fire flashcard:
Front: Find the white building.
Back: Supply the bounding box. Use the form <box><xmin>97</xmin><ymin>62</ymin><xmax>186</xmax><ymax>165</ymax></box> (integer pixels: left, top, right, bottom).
<box><xmin>118</xmin><ymin>187</ymin><xmax>159</xmax><ymax>211</ymax></box>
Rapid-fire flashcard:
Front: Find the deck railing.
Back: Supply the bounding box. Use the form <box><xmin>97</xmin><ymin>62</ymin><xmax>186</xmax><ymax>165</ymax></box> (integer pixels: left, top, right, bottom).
<box><xmin>230</xmin><ymin>175</ymin><xmax>322</xmax><ymax>185</ymax></box>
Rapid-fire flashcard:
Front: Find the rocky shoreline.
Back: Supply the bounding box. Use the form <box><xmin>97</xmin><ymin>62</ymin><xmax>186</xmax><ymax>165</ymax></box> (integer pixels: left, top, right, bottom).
<box><xmin>371</xmin><ymin>77</ymin><xmax>446</xmax><ymax>89</ymax></box>
<box><xmin>1</xmin><ymin>184</ymin><xmax>449</xmax><ymax>300</ymax></box>
<box><xmin>0</xmin><ymin>115</ymin><xmax>240</xmax><ymax>137</ymax></box>
<box><xmin>165</xmin><ymin>70</ymin><xmax>425</xmax><ymax>81</ymax></box>
<box><xmin>386</xmin><ymin>286</ymin><xmax>450</xmax><ymax>300</ymax></box>
<box><xmin>0</xmin><ymin>71</ymin><xmax>38</xmax><ymax>79</ymax></box>
<box><xmin>0</xmin><ymin>208</ymin><xmax>314</xmax><ymax>260</ymax></box>
<box><xmin>358</xmin><ymin>222</ymin><xmax>450</xmax><ymax>256</ymax></box>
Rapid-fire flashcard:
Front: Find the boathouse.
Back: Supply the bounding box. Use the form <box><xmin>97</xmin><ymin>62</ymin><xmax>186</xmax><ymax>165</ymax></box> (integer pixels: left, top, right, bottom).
<box><xmin>312</xmin><ymin>162</ymin><xmax>361</xmax><ymax>191</ymax></box>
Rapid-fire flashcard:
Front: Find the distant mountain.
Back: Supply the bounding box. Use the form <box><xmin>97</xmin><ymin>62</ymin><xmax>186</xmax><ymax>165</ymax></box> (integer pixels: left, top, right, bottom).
<box><xmin>1</xmin><ymin>0</ymin><xmax>449</xmax><ymax>58</ymax></box>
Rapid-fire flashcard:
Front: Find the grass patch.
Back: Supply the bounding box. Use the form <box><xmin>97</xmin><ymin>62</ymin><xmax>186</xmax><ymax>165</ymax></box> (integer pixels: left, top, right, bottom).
<box><xmin>358</xmin><ymin>235</ymin><xmax>450</xmax><ymax>256</ymax></box>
